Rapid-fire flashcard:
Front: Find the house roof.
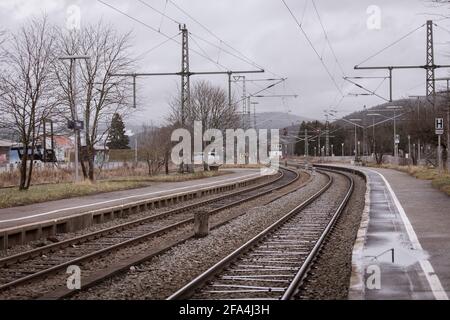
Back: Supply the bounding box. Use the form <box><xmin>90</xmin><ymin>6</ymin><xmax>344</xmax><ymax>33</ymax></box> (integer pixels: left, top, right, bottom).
<box><xmin>53</xmin><ymin>136</ymin><xmax>74</xmax><ymax>148</ymax></box>
<box><xmin>0</xmin><ymin>139</ymin><xmax>16</xmax><ymax>147</ymax></box>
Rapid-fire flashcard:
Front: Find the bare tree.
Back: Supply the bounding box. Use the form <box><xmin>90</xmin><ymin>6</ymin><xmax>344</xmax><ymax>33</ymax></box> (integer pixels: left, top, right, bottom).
<box><xmin>168</xmin><ymin>80</ymin><xmax>239</xmax><ymax>170</ymax></box>
<box><xmin>169</xmin><ymin>80</ymin><xmax>239</xmax><ymax>131</ymax></box>
<box><xmin>138</xmin><ymin>125</ymin><xmax>172</xmax><ymax>176</ymax></box>
<box><xmin>55</xmin><ymin>22</ymin><xmax>135</xmax><ymax>181</ymax></box>
<box><xmin>0</xmin><ymin>17</ymin><xmax>58</xmax><ymax>190</ymax></box>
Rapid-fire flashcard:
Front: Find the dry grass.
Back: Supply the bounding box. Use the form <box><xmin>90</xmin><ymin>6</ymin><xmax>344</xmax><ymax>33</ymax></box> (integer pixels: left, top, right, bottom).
<box><xmin>369</xmin><ymin>163</ymin><xmax>450</xmax><ymax>196</ymax></box>
<box><xmin>220</xmin><ymin>164</ymin><xmax>266</xmax><ymax>169</ymax></box>
<box><xmin>0</xmin><ymin>170</ymin><xmax>225</xmax><ymax>209</ymax></box>
<box><xmin>0</xmin><ymin>163</ymin><xmax>223</xmax><ymax>188</ymax></box>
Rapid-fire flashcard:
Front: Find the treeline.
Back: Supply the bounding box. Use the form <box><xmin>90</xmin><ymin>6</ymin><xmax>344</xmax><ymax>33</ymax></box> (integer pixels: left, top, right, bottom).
<box><xmin>0</xmin><ymin>16</ymin><xmax>135</xmax><ymax>189</ymax></box>
<box><xmin>294</xmin><ymin>97</ymin><xmax>449</xmax><ymax>165</ymax></box>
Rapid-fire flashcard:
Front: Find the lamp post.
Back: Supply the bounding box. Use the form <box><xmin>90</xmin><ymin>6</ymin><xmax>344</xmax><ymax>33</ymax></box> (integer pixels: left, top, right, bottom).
<box><xmin>386</xmin><ymin>106</ymin><xmax>403</xmax><ymax>158</ymax></box>
<box><xmin>350</xmin><ymin>119</ymin><xmax>362</xmax><ymax>161</ymax></box>
<box><xmin>408</xmin><ymin>135</ymin><xmax>411</xmax><ymax>164</ymax></box>
<box><xmin>367</xmin><ymin>113</ymin><xmax>381</xmax><ymax>156</ymax></box>
<box><xmin>59</xmin><ymin>55</ymin><xmax>90</xmax><ymax>182</ymax></box>
<box><xmin>341</xmin><ymin>143</ymin><xmax>344</xmax><ymax>157</ymax></box>
<box><xmin>357</xmin><ymin>141</ymin><xmax>361</xmax><ymax>158</ymax></box>
<box><xmin>331</xmin><ymin>144</ymin><xmax>334</xmax><ymax>157</ymax></box>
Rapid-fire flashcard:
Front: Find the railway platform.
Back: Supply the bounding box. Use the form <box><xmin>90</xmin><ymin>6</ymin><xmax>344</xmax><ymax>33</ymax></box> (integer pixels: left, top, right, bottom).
<box><xmin>347</xmin><ymin>166</ymin><xmax>450</xmax><ymax>300</ymax></box>
<box><xmin>0</xmin><ymin>169</ymin><xmax>264</xmax><ymax>246</ymax></box>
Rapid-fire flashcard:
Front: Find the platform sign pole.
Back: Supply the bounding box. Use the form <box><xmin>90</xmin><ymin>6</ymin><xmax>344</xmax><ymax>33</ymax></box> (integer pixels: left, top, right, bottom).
<box><xmin>438</xmin><ymin>134</ymin><xmax>442</xmax><ymax>172</ymax></box>
<box><xmin>436</xmin><ymin>118</ymin><xmax>444</xmax><ymax>172</ymax></box>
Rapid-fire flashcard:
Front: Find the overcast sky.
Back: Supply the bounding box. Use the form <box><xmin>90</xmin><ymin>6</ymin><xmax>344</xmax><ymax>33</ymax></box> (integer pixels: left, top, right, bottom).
<box><xmin>1</xmin><ymin>0</ymin><xmax>449</xmax><ymax>126</ymax></box>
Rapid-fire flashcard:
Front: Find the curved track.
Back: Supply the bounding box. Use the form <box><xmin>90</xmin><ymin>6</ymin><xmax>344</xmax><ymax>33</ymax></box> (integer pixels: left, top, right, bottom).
<box><xmin>167</xmin><ymin>168</ymin><xmax>354</xmax><ymax>300</ymax></box>
<box><xmin>0</xmin><ymin>168</ymin><xmax>300</xmax><ymax>293</ymax></box>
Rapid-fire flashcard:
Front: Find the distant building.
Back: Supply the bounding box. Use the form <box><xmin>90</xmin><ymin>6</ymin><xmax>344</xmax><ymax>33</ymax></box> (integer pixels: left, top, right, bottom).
<box><xmin>52</xmin><ymin>136</ymin><xmax>74</xmax><ymax>163</ymax></box>
<box><xmin>0</xmin><ymin>139</ymin><xmax>17</xmax><ymax>165</ymax></box>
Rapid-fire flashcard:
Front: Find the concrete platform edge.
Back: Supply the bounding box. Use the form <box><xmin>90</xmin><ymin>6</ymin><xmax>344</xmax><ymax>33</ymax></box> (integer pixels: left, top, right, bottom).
<box><xmin>348</xmin><ymin>168</ymin><xmax>370</xmax><ymax>300</ymax></box>
<box><xmin>0</xmin><ymin>172</ymin><xmax>270</xmax><ymax>250</ymax></box>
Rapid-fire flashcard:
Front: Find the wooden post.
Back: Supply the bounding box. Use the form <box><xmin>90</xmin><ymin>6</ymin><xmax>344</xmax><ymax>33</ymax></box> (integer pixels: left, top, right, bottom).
<box><xmin>194</xmin><ymin>210</ymin><xmax>210</xmax><ymax>238</ymax></box>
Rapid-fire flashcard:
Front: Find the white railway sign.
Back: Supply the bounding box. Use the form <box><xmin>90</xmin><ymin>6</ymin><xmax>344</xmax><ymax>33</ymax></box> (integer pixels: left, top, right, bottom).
<box><xmin>435</xmin><ymin>118</ymin><xmax>444</xmax><ymax>135</ymax></box>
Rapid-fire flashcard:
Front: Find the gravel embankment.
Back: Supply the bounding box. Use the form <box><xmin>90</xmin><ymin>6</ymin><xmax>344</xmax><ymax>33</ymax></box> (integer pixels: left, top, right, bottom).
<box><xmin>0</xmin><ymin>173</ymin><xmax>278</xmax><ymax>259</ymax></box>
<box><xmin>295</xmin><ymin>173</ymin><xmax>366</xmax><ymax>300</ymax></box>
<box><xmin>0</xmin><ymin>170</ymin><xmax>311</xmax><ymax>299</ymax></box>
<box><xmin>70</xmin><ymin>170</ymin><xmax>328</xmax><ymax>299</ymax></box>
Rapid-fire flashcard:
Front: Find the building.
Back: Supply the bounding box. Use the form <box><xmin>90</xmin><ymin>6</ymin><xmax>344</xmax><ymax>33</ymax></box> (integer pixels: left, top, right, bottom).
<box><xmin>52</xmin><ymin>136</ymin><xmax>74</xmax><ymax>163</ymax></box>
<box><xmin>0</xmin><ymin>139</ymin><xmax>16</xmax><ymax>165</ymax></box>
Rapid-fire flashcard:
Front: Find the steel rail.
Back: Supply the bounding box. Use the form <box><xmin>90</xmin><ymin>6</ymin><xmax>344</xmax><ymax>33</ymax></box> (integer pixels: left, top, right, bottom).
<box><xmin>0</xmin><ymin>168</ymin><xmax>300</xmax><ymax>293</ymax></box>
<box><xmin>281</xmin><ymin>168</ymin><xmax>354</xmax><ymax>299</ymax></box>
<box><xmin>0</xmin><ymin>171</ymin><xmax>284</xmax><ymax>267</ymax></box>
<box><xmin>167</xmin><ymin>169</ymin><xmax>340</xmax><ymax>300</ymax></box>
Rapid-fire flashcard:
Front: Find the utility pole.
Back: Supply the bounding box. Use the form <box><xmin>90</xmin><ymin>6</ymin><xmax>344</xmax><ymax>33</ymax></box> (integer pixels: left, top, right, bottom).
<box><xmin>354</xmin><ymin>20</ymin><xmax>450</xmax><ymax>102</ymax></box>
<box><xmin>305</xmin><ymin>128</ymin><xmax>309</xmax><ymax>157</ymax></box>
<box><xmin>325</xmin><ymin>116</ymin><xmax>330</xmax><ymax>157</ymax></box>
<box><xmin>426</xmin><ymin>20</ymin><xmax>435</xmax><ymax>104</ymax></box>
<box><xmin>408</xmin><ymin>134</ymin><xmax>411</xmax><ymax>164</ymax></box>
<box><xmin>111</xmin><ymin>25</ymin><xmax>263</xmax><ymax>123</ymax></box>
<box><xmin>363</xmin><ymin>105</ymin><xmax>367</xmax><ymax>156</ymax></box>
<box><xmin>180</xmin><ymin>24</ymin><xmax>190</xmax><ymax>126</ymax></box>
<box><xmin>317</xmin><ymin>128</ymin><xmax>321</xmax><ymax>158</ymax></box>
<box><xmin>234</xmin><ymin>75</ymin><xmax>247</xmax><ymax>128</ymax></box>
<box><xmin>367</xmin><ymin>113</ymin><xmax>381</xmax><ymax>156</ymax></box>
<box><xmin>251</xmin><ymin>101</ymin><xmax>259</xmax><ymax>129</ymax></box>
<box><xmin>350</xmin><ymin>119</ymin><xmax>362</xmax><ymax>161</ymax></box>
<box><xmin>135</xmin><ymin>135</ymin><xmax>138</xmax><ymax>165</ymax></box>
<box><xmin>59</xmin><ymin>55</ymin><xmax>90</xmax><ymax>183</ymax></box>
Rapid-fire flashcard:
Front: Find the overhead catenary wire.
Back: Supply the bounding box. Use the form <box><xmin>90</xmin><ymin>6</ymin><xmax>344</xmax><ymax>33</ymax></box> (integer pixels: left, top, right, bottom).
<box><xmin>137</xmin><ymin>0</ymin><xmax>265</xmax><ymax>72</ymax></box>
<box><xmin>167</xmin><ymin>0</ymin><xmax>265</xmax><ymax>71</ymax></box>
<box><xmin>135</xmin><ymin>32</ymin><xmax>180</xmax><ymax>60</ymax></box>
<box><xmin>188</xmin><ymin>33</ymin><xmax>230</xmax><ymax>71</ymax></box>
<box><xmin>96</xmin><ymin>0</ymin><xmax>228</xmax><ymax>71</ymax></box>
<box><xmin>158</xmin><ymin>0</ymin><xmax>169</xmax><ymax>32</ymax></box>
<box><xmin>281</xmin><ymin>0</ymin><xmax>344</xmax><ymax>96</ymax></box>
<box><xmin>168</xmin><ymin>0</ymin><xmax>297</xmax><ymax>95</ymax></box>
<box><xmin>311</xmin><ymin>0</ymin><xmax>346</xmax><ymax>77</ymax></box>
<box><xmin>98</xmin><ymin>0</ymin><xmax>299</xmax><ymax>103</ymax></box>
<box><xmin>355</xmin><ymin>23</ymin><xmax>425</xmax><ymax>67</ymax></box>
<box><xmin>188</xmin><ymin>32</ymin><xmax>263</xmax><ymax>71</ymax></box>
<box><xmin>137</xmin><ymin>0</ymin><xmax>181</xmax><ymax>25</ymax></box>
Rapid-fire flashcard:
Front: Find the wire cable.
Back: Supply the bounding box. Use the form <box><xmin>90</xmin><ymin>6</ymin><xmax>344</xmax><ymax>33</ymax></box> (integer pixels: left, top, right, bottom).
<box><xmin>97</xmin><ymin>0</ymin><xmax>228</xmax><ymax>71</ymax></box>
<box><xmin>168</xmin><ymin>0</ymin><xmax>265</xmax><ymax>70</ymax></box>
<box><xmin>135</xmin><ymin>32</ymin><xmax>180</xmax><ymax>60</ymax></box>
<box><xmin>188</xmin><ymin>33</ymin><xmax>230</xmax><ymax>71</ymax></box>
<box><xmin>356</xmin><ymin>23</ymin><xmax>425</xmax><ymax>67</ymax></box>
<box><xmin>281</xmin><ymin>0</ymin><xmax>344</xmax><ymax>96</ymax></box>
<box><xmin>168</xmin><ymin>0</ymin><xmax>297</xmax><ymax>92</ymax></box>
<box><xmin>311</xmin><ymin>0</ymin><xmax>346</xmax><ymax>77</ymax></box>
<box><xmin>137</xmin><ymin>0</ymin><xmax>181</xmax><ymax>25</ymax></box>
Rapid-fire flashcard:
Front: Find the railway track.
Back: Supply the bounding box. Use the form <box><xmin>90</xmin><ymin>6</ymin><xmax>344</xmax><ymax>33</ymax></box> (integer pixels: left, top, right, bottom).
<box><xmin>0</xmin><ymin>168</ymin><xmax>300</xmax><ymax>293</ymax></box>
<box><xmin>167</xmin><ymin>168</ymin><xmax>354</xmax><ymax>300</ymax></box>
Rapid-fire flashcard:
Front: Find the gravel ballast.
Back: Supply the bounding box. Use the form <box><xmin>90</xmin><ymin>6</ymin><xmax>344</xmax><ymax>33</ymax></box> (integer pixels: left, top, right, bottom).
<box><xmin>295</xmin><ymin>173</ymin><xmax>366</xmax><ymax>300</ymax></box>
<box><xmin>0</xmin><ymin>169</ymin><xmax>311</xmax><ymax>299</ymax></box>
<box><xmin>70</xmin><ymin>170</ymin><xmax>328</xmax><ymax>300</ymax></box>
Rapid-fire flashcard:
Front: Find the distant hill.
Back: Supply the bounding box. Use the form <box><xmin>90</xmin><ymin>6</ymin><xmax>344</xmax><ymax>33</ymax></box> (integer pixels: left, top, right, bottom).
<box><xmin>247</xmin><ymin>112</ymin><xmax>314</xmax><ymax>130</ymax></box>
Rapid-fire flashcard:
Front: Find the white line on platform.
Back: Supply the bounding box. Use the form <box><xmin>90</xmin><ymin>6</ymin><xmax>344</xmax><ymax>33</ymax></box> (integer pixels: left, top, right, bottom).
<box><xmin>0</xmin><ymin>172</ymin><xmax>260</xmax><ymax>224</ymax></box>
<box><xmin>368</xmin><ymin>169</ymin><xmax>449</xmax><ymax>300</ymax></box>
